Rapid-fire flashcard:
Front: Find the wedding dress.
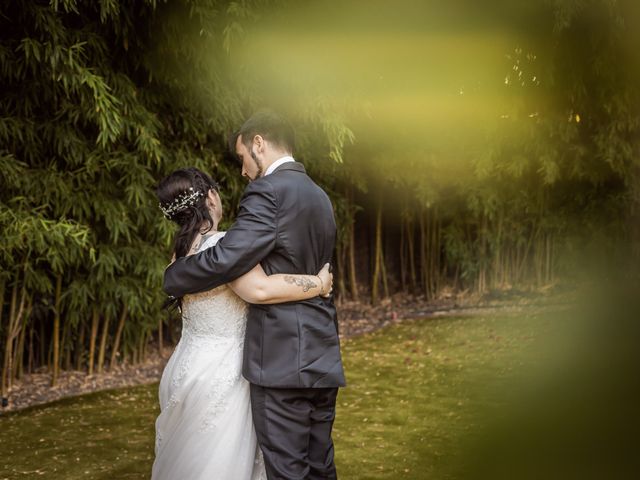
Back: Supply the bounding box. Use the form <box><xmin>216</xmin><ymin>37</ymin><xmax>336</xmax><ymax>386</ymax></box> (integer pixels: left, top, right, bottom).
<box><xmin>152</xmin><ymin>232</ymin><xmax>267</xmax><ymax>480</ymax></box>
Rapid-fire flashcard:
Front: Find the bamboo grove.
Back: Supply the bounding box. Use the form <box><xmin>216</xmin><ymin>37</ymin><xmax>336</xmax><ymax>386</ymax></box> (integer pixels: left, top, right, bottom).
<box><xmin>1</xmin><ymin>0</ymin><xmax>638</xmax><ymax>397</ymax></box>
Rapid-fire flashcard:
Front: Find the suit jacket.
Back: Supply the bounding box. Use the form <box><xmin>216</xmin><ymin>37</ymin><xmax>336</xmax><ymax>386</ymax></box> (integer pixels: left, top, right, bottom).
<box><xmin>163</xmin><ymin>162</ymin><xmax>346</xmax><ymax>388</ymax></box>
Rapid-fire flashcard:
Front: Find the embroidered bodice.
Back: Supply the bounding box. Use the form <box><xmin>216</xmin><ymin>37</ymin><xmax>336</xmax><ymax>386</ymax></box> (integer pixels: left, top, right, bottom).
<box><xmin>180</xmin><ymin>231</ymin><xmax>248</xmax><ymax>341</ymax></box>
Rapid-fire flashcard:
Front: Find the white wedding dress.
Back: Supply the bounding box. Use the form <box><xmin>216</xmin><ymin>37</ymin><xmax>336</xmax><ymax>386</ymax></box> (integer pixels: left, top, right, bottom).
<box><xmin>152</xmin><ymin>232</ymin><xmax>267</xmax><ymax>480</ymax></box>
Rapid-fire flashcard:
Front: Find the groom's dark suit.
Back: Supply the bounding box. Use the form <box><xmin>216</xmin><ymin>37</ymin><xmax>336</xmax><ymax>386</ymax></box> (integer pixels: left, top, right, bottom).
<box><xmin>163</xmin><ymin>161</ymin><xmax>346</xmax><ymax>479</ymax></box>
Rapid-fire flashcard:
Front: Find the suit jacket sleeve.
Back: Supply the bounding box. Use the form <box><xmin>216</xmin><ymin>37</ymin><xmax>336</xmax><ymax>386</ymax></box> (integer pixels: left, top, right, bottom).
<box><xmin>162</xmin><ymin>179</ymin><xmax>278</xmax><ymax>297</ymax></box>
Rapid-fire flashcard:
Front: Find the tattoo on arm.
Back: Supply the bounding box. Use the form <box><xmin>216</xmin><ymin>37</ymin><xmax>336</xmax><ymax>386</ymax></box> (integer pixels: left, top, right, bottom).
<box><xmin>284</xmin><ymin>275</ymin><xmax>317</xmax><ymax>292</ymax></box>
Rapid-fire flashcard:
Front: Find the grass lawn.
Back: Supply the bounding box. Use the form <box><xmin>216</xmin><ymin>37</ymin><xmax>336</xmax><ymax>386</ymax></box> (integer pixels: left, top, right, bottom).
<box><xmin>0</xmin><ymin>313</ymin><xmax>547</xmax><ymax>479</ymax></box>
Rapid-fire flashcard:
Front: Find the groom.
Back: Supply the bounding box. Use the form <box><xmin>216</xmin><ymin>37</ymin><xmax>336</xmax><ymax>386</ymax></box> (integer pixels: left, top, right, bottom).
<box><xmin>163</xmin><ymin>110</ymin><xmax>346</xmax><ymax>479</ymax></box>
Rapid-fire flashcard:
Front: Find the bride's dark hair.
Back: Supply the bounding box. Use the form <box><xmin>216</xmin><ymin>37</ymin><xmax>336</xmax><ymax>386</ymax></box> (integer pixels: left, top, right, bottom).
<box><xmin>156</xmin><ymin>167</ymin><xmax>220</xmax><ymax>259</ymax></box>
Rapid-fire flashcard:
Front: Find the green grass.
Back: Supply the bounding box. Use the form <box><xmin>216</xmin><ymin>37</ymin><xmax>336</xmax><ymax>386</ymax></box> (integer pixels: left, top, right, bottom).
<box><xmin>333</xmin><ymin>314</ymin><xmax>543</xmax><ymax>479</ymax></box>
<box><xmin>0</xmin><ymin>314</ymin><xmax>545</xmax><ymax>479</ymax></box>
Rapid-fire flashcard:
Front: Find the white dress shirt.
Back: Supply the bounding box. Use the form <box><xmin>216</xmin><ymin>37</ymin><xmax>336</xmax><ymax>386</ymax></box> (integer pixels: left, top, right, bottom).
<box><xmin>264</xmin><ymin>155</ymin><xmax>295</xmax><ymax>176</ymax></box>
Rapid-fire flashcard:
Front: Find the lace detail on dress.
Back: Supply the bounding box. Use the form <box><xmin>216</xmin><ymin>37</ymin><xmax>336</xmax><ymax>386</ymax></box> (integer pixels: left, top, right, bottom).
<box><xmin>180</xmin><ymin>232</ymin><xmax>248</xmax><ymax>341</ymax></box>
<box><xmin>169</xmin><ymin>232</ymin><xmax>248</xmax><ymax>417</ymax></box>
<box><xmin>254</xmin><ymin>448</ymin><xmax>268</xmax><ymax>480</ymax></box>
<box><xmin>199</xmin><ymin>338</ymin><xmax>244</xmax><ymax>432</ymax></box>
<box><xmin>153</xmin><ymin>231</ymin><xmax>266</xmax><ymax>480</ymax></box>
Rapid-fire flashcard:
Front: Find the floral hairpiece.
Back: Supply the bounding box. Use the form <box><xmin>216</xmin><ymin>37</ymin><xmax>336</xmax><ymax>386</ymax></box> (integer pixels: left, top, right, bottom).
<box><xmin>159</xmin><ymin>187</ymin><xmax>205</xmax><ymax>219</ymax></box>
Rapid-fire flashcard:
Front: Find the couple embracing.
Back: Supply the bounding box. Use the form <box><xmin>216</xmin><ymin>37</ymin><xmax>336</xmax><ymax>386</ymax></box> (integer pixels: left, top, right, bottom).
<box><xmin>152</xmin><ymin>111</ymin><xmax>346</xmax><ymax>479</ymax></box>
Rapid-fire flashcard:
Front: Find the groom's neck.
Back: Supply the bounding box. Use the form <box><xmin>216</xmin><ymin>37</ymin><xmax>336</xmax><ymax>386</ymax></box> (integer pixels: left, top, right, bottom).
<box><xmin>259</xmin><ymin>152</ymin><xmax>293</xmax><ymax>177</ymax></box>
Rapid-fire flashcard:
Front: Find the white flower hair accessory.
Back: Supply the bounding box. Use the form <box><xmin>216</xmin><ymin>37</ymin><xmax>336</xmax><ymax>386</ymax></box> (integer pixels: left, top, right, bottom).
<box><xmin>159</xmin><ymin>187</ymin><xmax>205</xmax><ymax>219</ymax></box>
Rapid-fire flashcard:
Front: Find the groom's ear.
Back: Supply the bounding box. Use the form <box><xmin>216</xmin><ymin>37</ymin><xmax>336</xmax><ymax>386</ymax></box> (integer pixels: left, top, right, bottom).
<box><xmin>253</xmin><ymin>134</ymin><xmax>265</xmax><ymax>152</ymax></box>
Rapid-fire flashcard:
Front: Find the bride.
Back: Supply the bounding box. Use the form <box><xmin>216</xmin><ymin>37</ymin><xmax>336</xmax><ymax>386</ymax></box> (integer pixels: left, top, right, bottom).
<box><xmin>152</xmin><ymin>167</ymin><xmax>332</xmax><ymax>480</ymax></box>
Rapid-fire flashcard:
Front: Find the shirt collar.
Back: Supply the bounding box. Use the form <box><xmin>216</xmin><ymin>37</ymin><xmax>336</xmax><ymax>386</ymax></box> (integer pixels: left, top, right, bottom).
<box><xmin>264</xmin><ymin>155</ymin><xmax>295</xmax><ymax>176</ymax></box>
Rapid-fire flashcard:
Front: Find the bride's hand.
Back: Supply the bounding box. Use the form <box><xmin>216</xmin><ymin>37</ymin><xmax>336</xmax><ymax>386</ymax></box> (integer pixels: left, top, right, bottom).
<box><xmin>316</xmin><ymin>263</ymin><xmax>333</xmax><ymax>298</ymax></box>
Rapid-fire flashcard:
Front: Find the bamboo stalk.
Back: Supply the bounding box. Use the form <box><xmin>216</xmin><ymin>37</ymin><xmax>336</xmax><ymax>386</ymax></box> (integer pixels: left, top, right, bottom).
<box><xmin>167</xmin><ymin>313</ymin><xmax>174</xmax><ymax>346</ymax></box>
<box><xmin>64</xmin><ymin>338</ymin><xmax>72</xmax><ymax>371</ymax></box>
<box><xmin>336</xmin><ymin>242</ymin><xmax>346</xmax><ymax>303</ymax></box>
<box><xmin>430</xmin><ymin>210</ymin><xmax>437</xmax><ymax>296</ymax></box>
<box><xmin>1</xmin><ymin>282</ymin><xmax>18</xmax><ymax>399</ymax></box>
<box><xmin>380</xmin><ymin>227</ymin><xmax>389</xmax><ymax>299</ymax></box>
<box><xmin>478</xmin><ymin>213</ymin><xmax>488</xmax><ymax>295</ymax></box>
<box><xmin>434</xmin><ymin>214</ymin><xmax>441</xmax><ymax>294</ymax></box>
<box><xmin>87</xmin><ymin>308</ymin><xmax>99</xmax><ymax>376</ymax></box>
<box><xmin>157</xmin><ymin>313</ymin><xmax>164</xmax><ymax>359</ymax></box>
<box><xmin>76</xmin><ymin>320</ymin><xmax>85</xmax><ymax>371</ymax></box>
<box><xmin>97</xmin><ymin>313</ymin><xmax>110</xmax><ymax>374</ymax></box>
<box><xmin>39</xmin><ymin>318</ymin><xmax>45</xmax><ymax>372</ymax></box>
<box><xmin>0</xmin><ymin>278</ymin><xmax>4</xmax><ymax>329</ymax></box>
<box><xmin>407</xmin><ymin>215</ymin><xmax>417</xmax><ymax>293</ymax></box>
<box><xmin>141</xmin><ymin>330</ymin><xmax>148</xmax><ymax>362</ymax></box>
<box><xmin>346</xmin><ymin>186</ymin><xmax>359</xmax><ymax>301</ymax></box>
<box><xmin>420</xmin><ymin>210</ymin><xmax>428</xmax><ymax>298</ymax></box>
<box><xmin>51</xmin><ymin>274</ymin><xmax>62</xmax><ymax>387</ymax></box>
<box><xmin>400</xmin><ymin>211</ymin><xmax>407</xmax><ymax>291</ymax></box>
<box><xmin>7</xmin><ymin>284</ymin><xmax>27</xmax><ymax>390</ymax></box>
<box><xmin>347</xmin><ymin>207</ymin><xmax>358</xmax><ymax>301</ymax></box>
<box><xmin>371</xmin><ymin>199</ymin><xmax>383</xmax><ymax>305</ymax></box>
<box><xmin>27</xmin><ymin>321</ymin><xmax>34</xmax><ymax>375</ymax></box>
<box><xmin>547</xmin><ymin>234</ymin><xmax>554</xmax><ymax>284</ymax></box>
<box><xmin>60</xmin><ymin>308</ymin><xmax>70</xmax><ymax>373</ymax></box>
<box><xmin>14</xmin><ymin>303</ymin><xmax>29</xmax><ymax>380</ymax></box>
<box><xmin>109</xmin><ymin>306</ymin><xmax>128</xmax><ymax>369</ymax></box>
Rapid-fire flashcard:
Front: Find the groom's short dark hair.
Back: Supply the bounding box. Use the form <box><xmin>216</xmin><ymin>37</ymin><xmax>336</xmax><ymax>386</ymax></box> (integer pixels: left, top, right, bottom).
<box><xmin>230</xmin><ymin>110</ymin><xmax>295</xmax><ymax>154</ymax></box>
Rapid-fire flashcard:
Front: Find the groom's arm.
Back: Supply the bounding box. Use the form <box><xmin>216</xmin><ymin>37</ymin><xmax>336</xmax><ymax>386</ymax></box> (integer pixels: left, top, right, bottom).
<box><xmin>162</xmin><ymin>179</ymin><xmax>277</xmax><ymax>297</ymax></box>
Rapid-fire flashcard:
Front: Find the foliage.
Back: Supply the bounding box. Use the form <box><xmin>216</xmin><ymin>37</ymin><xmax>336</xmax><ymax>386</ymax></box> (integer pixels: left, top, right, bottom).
<box><xmin>0</xmin><ymin>0</ymin><xmax>636</xmax><ymax>386</ymax></box>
